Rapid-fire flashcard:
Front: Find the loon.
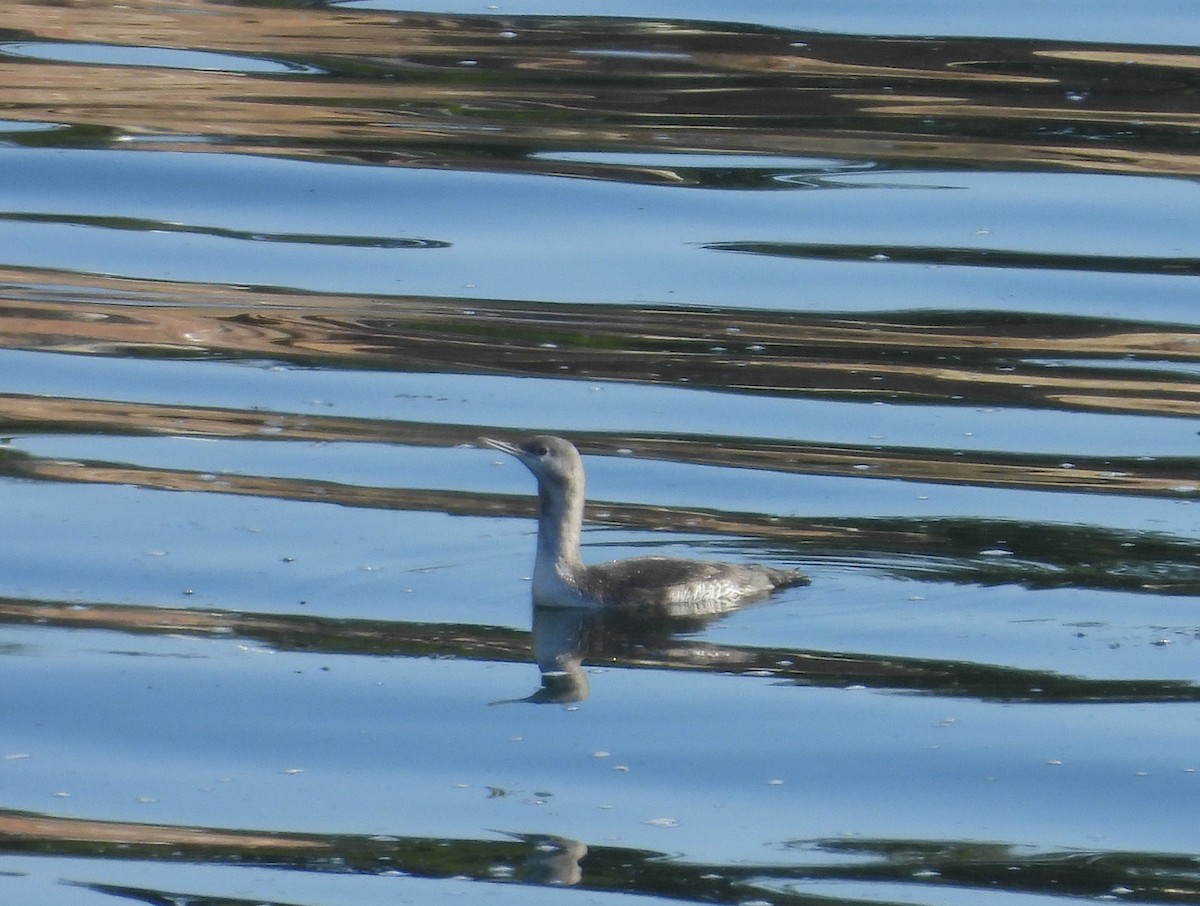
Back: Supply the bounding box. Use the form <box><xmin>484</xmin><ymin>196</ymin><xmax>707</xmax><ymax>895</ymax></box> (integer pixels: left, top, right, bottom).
<box><xmin>482</xmin><ymin>435</ymin><xmax>807</xmax><ymax>614</ymax></box>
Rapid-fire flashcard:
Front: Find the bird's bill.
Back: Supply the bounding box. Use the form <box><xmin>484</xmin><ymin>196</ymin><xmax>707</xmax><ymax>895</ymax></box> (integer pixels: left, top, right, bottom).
<box><xmin>480</xmin><ymin>437</ymin><xmax>523</xmax><ymax>457</ymax></box>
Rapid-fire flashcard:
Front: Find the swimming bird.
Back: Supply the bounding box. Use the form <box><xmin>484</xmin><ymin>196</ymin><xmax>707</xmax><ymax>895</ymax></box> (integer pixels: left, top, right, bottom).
<box><xmin>482</xmin><ymin>435</ymin><xmax>807</xmax><ymax>614</ymax></box>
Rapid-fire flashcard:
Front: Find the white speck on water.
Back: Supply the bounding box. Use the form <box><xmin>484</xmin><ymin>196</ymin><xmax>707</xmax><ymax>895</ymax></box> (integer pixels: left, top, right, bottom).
<box><xmin>645</xmin><ymin>817</ymin><xmax>678</xmax><ymax>827</ymax></box>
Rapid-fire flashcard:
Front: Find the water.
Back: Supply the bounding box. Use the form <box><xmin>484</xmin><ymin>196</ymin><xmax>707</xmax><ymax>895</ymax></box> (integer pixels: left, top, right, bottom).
<box><xmin>0</xmin><ymin>1</ymin><xmax>1198</xmax><ymax>904</ymax></box>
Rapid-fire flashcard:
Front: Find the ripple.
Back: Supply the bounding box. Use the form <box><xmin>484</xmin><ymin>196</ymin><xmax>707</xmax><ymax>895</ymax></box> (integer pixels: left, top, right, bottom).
<box><xmin>531</xmin><ymin>151</ymin><xmax>877</xmax><ymax>172</ymax></box>
<box><xmin>0</xmin><ymin>212</ymin><xmax>447</xmax><ymax>250</ymax></box>
<box><xmin>573</xmin><ymin>48</ymin><xmax>693</xmax><ymax>61</ymax></box>
<box><xmin>0</xmin><ymin>119</ymin><xmax>66</xmax><ymax>134</ymax></box>
<box><xmin>0</xmin><ymin>42</ymin><xmax>324</xmax><ymax>75</ymax></box>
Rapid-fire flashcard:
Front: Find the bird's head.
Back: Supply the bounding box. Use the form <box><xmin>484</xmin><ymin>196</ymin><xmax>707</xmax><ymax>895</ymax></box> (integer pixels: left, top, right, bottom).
<box><xmin>482</xmin><ymin>435</ymin><xmax>584</xmax><ymax>490</ymax></box>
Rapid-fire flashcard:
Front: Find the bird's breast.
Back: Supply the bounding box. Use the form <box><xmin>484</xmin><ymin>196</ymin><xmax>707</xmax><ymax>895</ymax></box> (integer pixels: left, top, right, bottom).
<box><xmin>532</xmin><ymin>559</ymin><xmax>595</xmax><ymax>608</ymax></box>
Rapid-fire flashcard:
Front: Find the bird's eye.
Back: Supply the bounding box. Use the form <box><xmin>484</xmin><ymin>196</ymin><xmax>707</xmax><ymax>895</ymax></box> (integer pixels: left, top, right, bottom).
<box><xmin>534</xmin><ymin>445</ymin><xmax>549</xmax><ymax>457</ymax></box>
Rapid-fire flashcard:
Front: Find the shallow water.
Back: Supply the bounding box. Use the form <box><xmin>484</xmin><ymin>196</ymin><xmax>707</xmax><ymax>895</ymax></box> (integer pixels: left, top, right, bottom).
<box><xmin>0</xmin><ymin>1</ymin><xmax>1198</xmax><ymax>904</ymax></box>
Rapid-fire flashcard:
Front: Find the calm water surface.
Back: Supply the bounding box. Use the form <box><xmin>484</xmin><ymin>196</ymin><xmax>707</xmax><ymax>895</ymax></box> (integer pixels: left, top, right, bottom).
<box><xmin>0</xmin><ymin>1</ymin><xmax>1198</xmax><ymax>904</ymax></box>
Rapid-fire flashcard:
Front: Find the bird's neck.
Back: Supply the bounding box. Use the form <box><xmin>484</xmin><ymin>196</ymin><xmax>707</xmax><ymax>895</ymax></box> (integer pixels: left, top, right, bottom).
<box><xmin>535</xmin><ymin>479</ymin><xmax>585</xmax><ymax>578</ymax></box>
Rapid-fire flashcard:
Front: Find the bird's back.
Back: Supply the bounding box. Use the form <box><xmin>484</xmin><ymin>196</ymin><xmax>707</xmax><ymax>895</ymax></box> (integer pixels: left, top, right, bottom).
<box><xmin>578</xmin><ymin>556</ymin><xmax>808</xmax><ymax>617</ymax></box>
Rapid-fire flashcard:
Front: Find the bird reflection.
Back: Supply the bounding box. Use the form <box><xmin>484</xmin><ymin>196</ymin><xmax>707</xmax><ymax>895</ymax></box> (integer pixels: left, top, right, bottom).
<box><xmin>495</xmin><ymin>602</ymin><xmax>745</xmax><ymax>704</ymax></box>
<box><xmin>521</xmin><ymin>833</ymin><xmax>589</xmax><ymax>886</ymax></box>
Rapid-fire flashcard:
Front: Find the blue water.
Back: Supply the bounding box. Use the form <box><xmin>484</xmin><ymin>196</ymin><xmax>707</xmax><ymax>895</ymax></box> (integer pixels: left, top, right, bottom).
<box><xmin>0</xmin><ymin>1</ymin><xmax>1197</xmax><ymax>904</ymax></box>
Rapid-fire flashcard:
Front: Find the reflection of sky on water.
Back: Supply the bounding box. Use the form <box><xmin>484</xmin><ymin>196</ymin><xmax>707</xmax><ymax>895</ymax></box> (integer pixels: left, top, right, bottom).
<box><xmin>6</xmin><ymin>634</ymin><xmax>1197</xmax><ymax>859</ymax></box>
<box><xmin>1</xmin><ymin>350</ymin><xmax>1194</xmax><ymax>460</ymax></box>
<box><xmin>2</xmin><ymin>149</ymin><xmax>1199</xmax><ymax>322</ymax></box>
<box><xmin>12</xmin><ymin>428</ymin><xmax>1197</xmax><ymax>533</ymax></box>
<box><xmin>339</xmin><ymin>0</ymin><xmax>1200</xmax><ymax>45</ymax></box>
<box><xmin>0</xmin><ymin>41</ymin><xmax>322</xmax><ymax>74</ymax></box>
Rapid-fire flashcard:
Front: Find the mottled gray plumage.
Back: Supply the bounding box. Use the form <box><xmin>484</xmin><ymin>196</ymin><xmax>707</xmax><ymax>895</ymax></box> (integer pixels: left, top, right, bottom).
<box><xmin>483</xmin><ymin>435</ymin><xmax>807</xmax><ymax>614</ymax></box>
